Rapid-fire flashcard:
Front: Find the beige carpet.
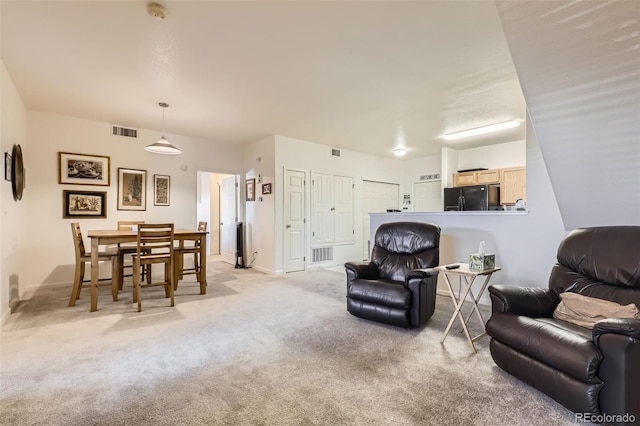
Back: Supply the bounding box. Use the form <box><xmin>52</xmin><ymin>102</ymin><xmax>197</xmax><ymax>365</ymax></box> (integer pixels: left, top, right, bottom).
<box><xmin>1</xmin><ymin>259</ymin><xmax>583</xmax><ymax>425</ymax></box>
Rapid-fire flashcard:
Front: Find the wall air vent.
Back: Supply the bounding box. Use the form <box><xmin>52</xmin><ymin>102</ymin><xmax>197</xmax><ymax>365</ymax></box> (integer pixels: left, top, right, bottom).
<box><xmin>111</xmin><ymin>125</ymin><xmax>138</xmax><ymax>138</ymax></box>
<box><xmin>312</xmin><ymin>247</ymin><xmax>333</xmax><ymax>263</ymax></box>
<box><xmin>331</xmin><ymin>148</ymin><xmax>341</xmax><ymax>157</ymax></box>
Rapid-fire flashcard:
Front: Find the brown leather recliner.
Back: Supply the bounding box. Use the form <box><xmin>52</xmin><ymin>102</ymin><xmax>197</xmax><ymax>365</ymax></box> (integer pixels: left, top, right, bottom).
<box><xmin>486</xmin><ymin>226</ymin><xmax>640</xmax><ymax>424</ymax></box>
<box><xmin>345</xmin><ymin>221</ymin><xmax>440</xmax><ymax>328</ymax></box>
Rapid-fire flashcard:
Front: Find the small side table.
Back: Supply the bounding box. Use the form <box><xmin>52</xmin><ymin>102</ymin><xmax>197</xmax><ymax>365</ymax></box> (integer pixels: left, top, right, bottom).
<box><xmin>436</xmin><ymin>263</ymin><xmax>501</xmax><ymax>353</ymax></box>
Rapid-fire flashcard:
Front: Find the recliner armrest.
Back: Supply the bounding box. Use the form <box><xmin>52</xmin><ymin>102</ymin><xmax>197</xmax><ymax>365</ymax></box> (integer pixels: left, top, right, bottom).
<box><xmin>593</xmin><ymin>318</ymin><xmax>640</xmax><ymax>345</ymax></box>
<box><xmin>405</xmin><ymin>268</ymin><xmax>438</xmax><ymax>282</ymax></box>
<box><xmin>488</xmin><ymin>285</ymin><xmax>559</xmax><ymax>317</ymax></box>
<box><xmin>345</xmin><ymin>261</ymin><xmax>379</xmax><ymax>281</ymax></box>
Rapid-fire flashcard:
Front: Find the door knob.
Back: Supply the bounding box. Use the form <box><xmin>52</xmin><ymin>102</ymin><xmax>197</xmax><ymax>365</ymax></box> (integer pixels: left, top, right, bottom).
<box><xmin>286</xmin><ymin>225</ymin><xmax>291</xmax><ymax>229</ymax></box>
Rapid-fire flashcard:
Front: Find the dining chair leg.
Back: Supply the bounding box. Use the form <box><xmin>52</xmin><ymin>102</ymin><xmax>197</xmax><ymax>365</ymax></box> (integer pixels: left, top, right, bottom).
<box><xmin>117</xmin><ymin>251</ymin><xmax>125</xmax><ymax>291</ymax></box>
<box><xmin>164</xmin><ymin>263</ymin><xmax>171</xmax><ymax>298</ymax></box>
<box><xmin>194</xmin><ymin>252</ymin><xmax>200</xmax><ymax>280</ymax></box>
<box><xmin>69</xmin><ymin>262</ymin><xmax>84</xmax><ymax>307</ymax></box>
<box><xmin>133</xmin><ymin>260</ymin><xmax>140</xmax><ymax>308</ymax></box>
<box><xmin>178</xmin><ymin>251</ymin><xmax>185</xmax><ymax>280</ymax></box>
<box><xmin>111</xmin><ymin>256</ymin><xmax>120</xmax><ymax>301</ymax></box>
<box><xmin>173</xmin><ymin>256</ymin><xmax>179</xmax><ymax>291</ymax></box>
<box><xmin>169</xmin><ymin>260</ymin><xmax>175</xmax><ymax>307</ymax></box>
<box><xmin>77</xmin><ymin>262</ymin><xmax>86</xmax><ymax>300</ymax></box>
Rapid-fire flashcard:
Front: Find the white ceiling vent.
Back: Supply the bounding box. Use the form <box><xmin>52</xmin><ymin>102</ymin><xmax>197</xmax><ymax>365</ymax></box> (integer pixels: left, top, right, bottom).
<box><xmin>331</xmin><ymin>148</ymin><xmax>341</xmax><ymax>157</ymax></box>
<box><xmin>111</xmin><ymin>125</ymin><xmax>138</xmax><ymax>138</ymax></box>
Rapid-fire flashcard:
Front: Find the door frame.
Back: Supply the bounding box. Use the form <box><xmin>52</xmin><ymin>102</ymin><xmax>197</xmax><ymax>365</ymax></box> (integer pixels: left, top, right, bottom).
<box><xmin>283</xmin><ymin>168</ymin><xmax>307</xmax><ymax>273</ymax></box>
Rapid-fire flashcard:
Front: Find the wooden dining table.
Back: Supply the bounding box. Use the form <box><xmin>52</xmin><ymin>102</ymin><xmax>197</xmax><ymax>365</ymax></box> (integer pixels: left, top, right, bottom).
<box><xmin>87</xmin><ymin>228</ymin><xmax>208</xmax><ymax>312</ymax></box>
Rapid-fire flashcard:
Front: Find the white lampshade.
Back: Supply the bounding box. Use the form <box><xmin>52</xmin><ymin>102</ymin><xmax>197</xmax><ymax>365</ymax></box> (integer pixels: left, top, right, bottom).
<box><xmin>145</xmin><ymin>102</ymin><xmax>182</xmax><ymax>155</ymax></box>
<box><xmin>144</xmin><ymin>136</ymin><xmax>182</xmax><ymax>155</ymax></box>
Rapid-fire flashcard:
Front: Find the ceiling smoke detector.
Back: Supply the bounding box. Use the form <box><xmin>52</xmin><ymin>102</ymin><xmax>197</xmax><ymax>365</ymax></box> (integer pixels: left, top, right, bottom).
<box><xmin>147</xmin><ymin>2</ymin><xmax>166</xmax><ymax>20</ymax></box>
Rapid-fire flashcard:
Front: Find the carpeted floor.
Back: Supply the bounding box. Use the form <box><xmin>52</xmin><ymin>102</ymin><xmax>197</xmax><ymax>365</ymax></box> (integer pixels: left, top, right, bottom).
<box><xmin>1</xmin><ymin>259</ymin><xmax>585</xmax><ymax>425</ymax></box>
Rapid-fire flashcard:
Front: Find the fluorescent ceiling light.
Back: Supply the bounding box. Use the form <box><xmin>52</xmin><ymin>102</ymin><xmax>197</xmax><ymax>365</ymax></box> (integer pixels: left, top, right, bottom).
<box><xmin>393</xmin><ymin>148</ymin><xmax>407</xmax><ymax>156</ymax></box>
<box><xmin>443</xmin><ymin>120</ymin><xmax>520</xmax><ymax>141</ymax></box>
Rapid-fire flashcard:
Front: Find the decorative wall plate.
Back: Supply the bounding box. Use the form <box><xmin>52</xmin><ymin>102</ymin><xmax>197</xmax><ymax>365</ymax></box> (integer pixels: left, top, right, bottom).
<box><xmin>11</xmin><ymin>144</ymin><xmax>24</xmax><ymax>201</ymax></box>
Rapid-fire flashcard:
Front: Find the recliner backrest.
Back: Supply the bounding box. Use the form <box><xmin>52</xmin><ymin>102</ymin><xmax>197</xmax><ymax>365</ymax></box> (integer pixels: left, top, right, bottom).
<box><xmin>549</xmin><ymin>226</ymin><xmax>640</xmax><ymax>307</ymax></box>
<box><xmin>371</xmin><ymin>221</ymin><xmax>440</xmax><ymax>282</ymax></box>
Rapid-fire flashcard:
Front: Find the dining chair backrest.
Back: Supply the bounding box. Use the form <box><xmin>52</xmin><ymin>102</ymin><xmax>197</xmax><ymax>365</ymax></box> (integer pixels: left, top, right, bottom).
<box><xmin>71</xmin><ymin>222</ymin><xmax>87</xmax><ymax>259</ymax></box>
<box><xmin>137</xmin><ymin>223</ymin><xmax>174</xmax><ymax>256</ymax></box>
<box><xmin>196</xmin><ymin>222</ymin><xmax>208</xmax><ymax>246</ymax></box>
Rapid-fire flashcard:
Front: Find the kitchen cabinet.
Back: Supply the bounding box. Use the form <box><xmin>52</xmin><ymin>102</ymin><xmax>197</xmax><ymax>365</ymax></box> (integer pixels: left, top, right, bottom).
<box><xmin>476</xmin><ymin>169</ymin><xmax>501</xmax><ymax>184</ymax></box>
<box><xmin>453</xmin><ymin>169</ymin><xmax>500</xmax><ymax>186</ymax></box>
<box><xmin>500</xmin><ymin>167</ymin><xmax>526</xmax><ymax>205</ymax></box>
<box><xmin>453</xmin><ymin>171</ymin><xmax>478</xmax><ymax>186</ymax></box>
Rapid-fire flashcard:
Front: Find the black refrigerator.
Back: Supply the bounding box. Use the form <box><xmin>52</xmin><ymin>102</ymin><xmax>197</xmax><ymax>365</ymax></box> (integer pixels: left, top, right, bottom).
<box><xmin>443</xmin><ymin>185</ymin><xmax>499</xmax><ymax>211</ymax></box>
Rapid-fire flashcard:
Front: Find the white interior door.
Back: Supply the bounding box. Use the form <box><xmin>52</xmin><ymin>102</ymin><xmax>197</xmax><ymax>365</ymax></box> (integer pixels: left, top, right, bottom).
<box><xmin>284</xmin><ymin>169</ymin><xmax>306</xmax><ymax>273</ymax></box>
<box><xmin>220</xmin><ymin>175</ymin><xmax>238</xmax><ymax>265</ymax></box>
<box><xmin>413</xmin><ymin>181</ymin><xmax>442</xmax><ymax>212</ymax></box>
<box><xmin>362</xmin><ymin>180</ymin><xmax>399</xmax><ymax>259</ymax></box>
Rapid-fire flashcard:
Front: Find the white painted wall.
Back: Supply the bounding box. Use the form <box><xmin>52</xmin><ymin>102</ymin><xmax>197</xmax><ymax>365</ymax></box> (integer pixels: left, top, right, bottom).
<box><xmin>1</xmin><ymin>62</ymin><xmax>28</xmax><ymax>322</ymax></box>
<box><xmin>457</xmin><ymin>140</ymin><xmax>526</xmax><ymax>171</ymax></box>
<box><xmin>371</xmin><ymin>113</ymin><xmax>566</xmax><ymax>305</ymax></box>
<box><xmin>244</xmin><ymin>135</ymin><xmax>276</xmax><ymax>273</ymax></box>
<box><xmin>196</xmin><ymin>171</ymin><xmax>212</xmax><ymax>255</ymax></box>
<box><xmin>441</xmin><ymin>148</ymin><xmax>459</xmax><ymax>189</ymax></box>
<box><xmin>274</xmin><ymin>135</ymin><xmax>406</xmax><ymax>273</ymax></box>
<box><xmin>17</xmin><ymin>110</ymin><xmax>243</xmax><ymax>298</ymax></box>
<box><xmin>402</xmin><ymin>154</ymin><xmax>441</xmax><ymax>211</ymax></box>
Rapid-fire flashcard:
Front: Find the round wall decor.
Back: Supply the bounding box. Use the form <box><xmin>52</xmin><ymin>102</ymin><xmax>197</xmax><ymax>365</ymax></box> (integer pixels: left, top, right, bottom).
<box><xmin>11</xmin><ymin>144</ymin><xmax>24</xmax><ymax>201</ymax></box>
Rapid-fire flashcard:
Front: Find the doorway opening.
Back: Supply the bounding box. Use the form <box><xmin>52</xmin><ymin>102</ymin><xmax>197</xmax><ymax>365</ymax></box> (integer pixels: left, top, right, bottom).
<box><xmin>197</xmin><ymin>171</ymin><xmax>240</xmax><ymax>266</ymax></box>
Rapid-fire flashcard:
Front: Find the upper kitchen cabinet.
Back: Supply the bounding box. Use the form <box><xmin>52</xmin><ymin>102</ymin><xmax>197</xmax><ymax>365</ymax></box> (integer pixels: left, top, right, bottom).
<box><xmin>453</xmin><ymin>169</ymin><xmax>501</xmax><ymax>186</ymax></box>
<box><xmin>500</xmin><ymin>167</ymin><xmax>526</xmax><ymax>204</ymax></box>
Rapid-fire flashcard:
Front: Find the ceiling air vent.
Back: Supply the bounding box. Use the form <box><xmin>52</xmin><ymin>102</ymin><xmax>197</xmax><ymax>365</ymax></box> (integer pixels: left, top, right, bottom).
<box><xmin>111</xmin><ymin>125</ymin><xmax>138</xmax><ymax>138</ymax></box>
<box><xmin>331</xmin><ymin>148</ymin><xmax>341</xmax><ymax>157</ymax></box>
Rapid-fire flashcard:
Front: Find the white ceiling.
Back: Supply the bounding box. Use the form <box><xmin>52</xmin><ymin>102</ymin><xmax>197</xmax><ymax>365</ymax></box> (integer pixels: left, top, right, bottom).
<box><xmin>1</xmin><ymin>1</ymin><xmax>526</xmax><ymax>159</ymax></box>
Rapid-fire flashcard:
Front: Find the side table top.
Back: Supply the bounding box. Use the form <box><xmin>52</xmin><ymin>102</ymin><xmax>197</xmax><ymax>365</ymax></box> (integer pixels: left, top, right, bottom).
<box><xmin>436</xmin><ymin>263</ymin><xmax>501</xmax><ymax>276</ymax></box>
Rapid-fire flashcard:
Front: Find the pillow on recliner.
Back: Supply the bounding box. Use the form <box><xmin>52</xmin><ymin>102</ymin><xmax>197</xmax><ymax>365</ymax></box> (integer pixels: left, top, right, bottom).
<box><xmin>553</xmin><ymin>292</ymin><xmax>640</xmax><ymax>329</ymax></box>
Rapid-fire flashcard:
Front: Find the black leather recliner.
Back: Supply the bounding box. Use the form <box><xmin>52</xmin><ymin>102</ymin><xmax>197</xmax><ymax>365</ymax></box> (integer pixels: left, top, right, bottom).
<box><xmin>486</xmin><ymin>226</ymin><xmax>640</xmax><ymax>424</ymax></box>
<box><xmin>345</xmin><ymin>221</ymin><xmax>440</xmax><ymax>328</ymax></box>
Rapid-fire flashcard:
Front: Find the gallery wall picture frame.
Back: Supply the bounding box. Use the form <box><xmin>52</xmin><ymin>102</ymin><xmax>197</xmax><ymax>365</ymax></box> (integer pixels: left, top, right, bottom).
<box><xmin>63</xmin><ymin>190</ymin><xmax>107</xmax><ymax>219</ymax></box>
<box><xmin>117</xmin><ymin>168</ymin><xmax>147</xmax><ymax>211</ymax></box>
<box><xmin>246</xmin><ymin>178</ymin><xmax>256</xmax><ymax>201</ymax></box>
<box><xmin>4</xmin><ymin>153</ymin><xmax>11</xmax><ymax>181</ymax></box>
<box><xmin>154</xmin><ymin>174</ymin><xmax>170</xmax><ymax>206</ymax></box>
<box><xmin>262</xmin><ymin>183</ymin><xmax>272</xmax><ymax>195</ymax></box>
<box><xmin>58</xmin><ymin>152</ymin><xmax>110</xmax><ymax>186</ymax></box>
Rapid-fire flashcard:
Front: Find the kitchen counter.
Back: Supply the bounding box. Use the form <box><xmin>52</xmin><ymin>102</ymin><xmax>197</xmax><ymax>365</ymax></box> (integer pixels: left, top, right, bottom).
<box><xmin>368</xmin><ymin>210</ymin><xmax>555</xmax><ymax>305</ymax></box>
<box><xmin>388</xmin><ymin>210</ymin><xmax>529</xmax><ymax>216</ymax></box>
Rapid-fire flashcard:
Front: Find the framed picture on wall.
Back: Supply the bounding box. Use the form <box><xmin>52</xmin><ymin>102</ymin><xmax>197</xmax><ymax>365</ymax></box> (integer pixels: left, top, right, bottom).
<box><xmin>117</xmin><ymin>168</ymin><xmax>146</xmax><ymax>211</ymax></box>
<box><xmin>63</xmin><ymin>190</ymin><xmax>107</xmax><ymax>218</ymax></box>
<box><xmin>246</xmin><ymin>178</ymin><xmax>255</xmax><ymax>201</ymax></box>
<box><xmin>154</xmin><ymin>174</ymin><xmax>170</xmax><ymax>206</ymax></box>
<box><xmin>262</xmin><ymin>183</ymin><xmax>272</xmax><ymax>195</ymax></box>
<box><xmin>58</xmin><ymin>152</ymin><xmax>110</xmax><ymax>186</ymax></box>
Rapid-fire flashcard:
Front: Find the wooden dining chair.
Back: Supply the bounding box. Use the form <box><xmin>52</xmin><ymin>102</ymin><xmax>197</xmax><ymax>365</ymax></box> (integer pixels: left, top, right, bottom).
<box><xmin>69</xmin><ymin>222</ymin><xmax>119</xmax><ymax>307</ymax></box>
<box><xmin>173</xmin><ymin>221</ymin><xmax>207</xmax><ymax>290</ymax></box>
<box><xmin>115</xmin><ymin>220</ymin><xmax>146</xmax><ymax>291</ymax></box>
<box><xmin>131</xmin><ymin>223</ymin><xmax>175</xmax><ymax>312</ymax></box>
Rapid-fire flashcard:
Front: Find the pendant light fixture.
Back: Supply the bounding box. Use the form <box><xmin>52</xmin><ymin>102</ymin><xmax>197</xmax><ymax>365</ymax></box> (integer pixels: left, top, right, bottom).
<box><xmin>145</xmin><ymin>102</ymin><xmax>182</xmax><ymax>155</ymax></box>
